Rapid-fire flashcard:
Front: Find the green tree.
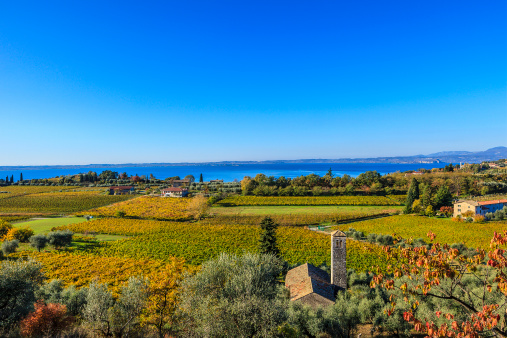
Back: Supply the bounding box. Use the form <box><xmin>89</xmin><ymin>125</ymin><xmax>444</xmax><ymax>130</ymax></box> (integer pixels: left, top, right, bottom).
<box><xmin>433</xmin><ymin>185</ymin><xmax>453</xmax><ymax>209</ymax></box>
<box><xmin>404</xmin><ymin>178</ymin><xmax>419</xmax><ymax>213</ymax></box>
<box><xmin>0</xmin><ymin>259</ymin><xmax>45</xmax><ymax>328</ymax></box>
<box><xmin>421</xmin><ymin>184</ymin><xmax>432</xmax><ymax>208</ymax></box>
<box><xmin>19</xmin><ymin>172</ymin><xmax>23</xmax><ymax>182</ymax></box>
<box><xmin>29</xmin><ymin>234</ymin><xmax>49</xmax><ymax>252</ymax></box>
<box><xmin>199</xmin><ymin>173</ymin><xmax>203</xmax><ymax>183</ymax></box>
<box><xmin>178</xmin><ymin>252</ymin><xmax>286</xmax><ymax>338</ymax></box>
<box><xmin>1</xmin><ymin>240</ymin><xmax>19</xmax><ymax>256</ymax></box>
<box><xmin>259</xmin><ymin>217</ymin><xmax>280</xmax><ymax>257</ymax></box>
<box><xmin>47</xmin><ymin>230</ymin><xmax>73</xmax><ymax>249</ymax></box>
<box><xmin>82</xmin><ymin>276</ymin><xmax>149</xmax><ymax>338</ymax></box>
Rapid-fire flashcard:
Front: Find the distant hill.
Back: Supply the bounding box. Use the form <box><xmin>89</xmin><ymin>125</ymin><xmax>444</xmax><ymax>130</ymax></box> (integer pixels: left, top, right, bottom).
<box><xmin>0</xmin><ymin>147</ymin><xmax>505</xmax><ymax>170</ymax></box>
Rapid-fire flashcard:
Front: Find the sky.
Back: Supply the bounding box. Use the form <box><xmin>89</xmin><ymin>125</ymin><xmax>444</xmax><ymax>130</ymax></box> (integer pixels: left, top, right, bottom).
<box><xmin>0</xmin><ymin>1</ymin><xmax>506</xmax><ymax>165</ymax></box>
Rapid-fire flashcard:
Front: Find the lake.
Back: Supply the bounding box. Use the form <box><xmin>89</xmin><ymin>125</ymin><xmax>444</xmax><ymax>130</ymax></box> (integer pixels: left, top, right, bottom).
<box><xmin>0</xmin><ymin>163</ymin><xmax>447</xmax><ymax>182</ymax></box>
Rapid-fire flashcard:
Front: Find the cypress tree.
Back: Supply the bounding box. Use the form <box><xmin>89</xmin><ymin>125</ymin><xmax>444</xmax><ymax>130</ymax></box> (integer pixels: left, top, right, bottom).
<box><xmin>5</xmin><ymin>176</ymin><xmax>8</xmax><ymax>183</ymax></box>
<box><xmin>404</xmin><ymin>178</ymin><xmax>419</xmax><ymax>213</ymax></box>
<box><xmin>421</xmin><ymin>184</ymin><xmax>432</xmax><ymax>208</ymax></box>
<box><xmin>20</xmin><ymin>172</ymin><xmax>23</xmax><ymax>182</ymax></box>
<box><xmin>258</xmin><ymin>217</ymin><xmax>279</xmax><ymax>257</ymax></box>
<box><xmin>10</xmin><ymin>175</ymin><xmax>13</xmax><ymax>183</ymax></box>
<box><xmin>199</xmin><ymin>173</ymin><xmax>203</xmax><ymax>183</ymax></box>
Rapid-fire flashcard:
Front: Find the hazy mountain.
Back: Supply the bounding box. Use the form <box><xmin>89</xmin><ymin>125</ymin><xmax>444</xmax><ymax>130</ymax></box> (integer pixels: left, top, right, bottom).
<box><xmin>0</xmin><ymin>147</ymin><xmax>505</xmax><ymax>170</ymax></box>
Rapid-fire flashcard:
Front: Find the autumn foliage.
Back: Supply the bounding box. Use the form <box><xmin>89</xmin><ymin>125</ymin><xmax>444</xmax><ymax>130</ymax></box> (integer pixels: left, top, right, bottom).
<box><xmin>20</xmin><ymin>301</ymin><xmax>74</xmax><ymax>337</ymax></box>
<box><xmin>371</xmin><ymin>230</ymin><xmax>507</xmax><ymax>337</ymax></box>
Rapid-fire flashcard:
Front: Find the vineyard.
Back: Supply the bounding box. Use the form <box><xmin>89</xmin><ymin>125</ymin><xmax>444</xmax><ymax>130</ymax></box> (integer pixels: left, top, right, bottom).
<box><xmin>217</xmin><ymin>195</ymin><xmax>401</xmax><ymax>206</ymax></box>
<box><xmin>0</xmin><ymin>191</ymin><xmax>133</xmax><ymax>214</ymax></box>
<box><xmin>56</xmin><ymin>218</ymin><xmax>184</xmax><ymax>236</ymax></box>
<box><xmin>82</xmin><ymin>221</ymin><xmax>393</xmax><ymax>271</ymax></box>
<box><xmin>335</xmin><ymin>214</ymin><xmax>507</xmax><ymax>249</ymax></box>
<box><xmin>78</xmin><ymin>196</ymin><xmax>192</xmax><ymax>220</ymax></box>
<box><xmin>13</xmin><ymin>251</ymin><xmax>188</xmax><ymax>296</ymax></box>
<box><xmin>206</xmin><ymin>211</ymin><xmax>393</xmax><ymax>227</ymax></box>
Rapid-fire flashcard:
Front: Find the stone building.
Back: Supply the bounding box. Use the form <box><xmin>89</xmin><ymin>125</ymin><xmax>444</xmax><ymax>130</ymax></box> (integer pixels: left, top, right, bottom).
<box><xmin>453</xmin><ymin>199</ymin><xmax>507</xmax><ymax>217</ymax></box>
<box><xmin>331</xmin><ymin>230</ymin><xmax>347</xmax><ymax>290</ymax></box>
<box><xmin>285</xmin><ymin>229</ymin><xmax>347</xmax><ymax>308</ymax></box>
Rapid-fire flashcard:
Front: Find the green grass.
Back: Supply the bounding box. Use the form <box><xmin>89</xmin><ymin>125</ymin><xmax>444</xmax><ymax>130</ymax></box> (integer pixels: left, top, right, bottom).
<box><xmin>211</xmin><ymin>205</ymin><xmax>402</xmax><ymax>216</ymax></box>
<box><xmin>14</xmin><ymin>217</ymin><xmax>88</xmax><ymax>234</ymax></box>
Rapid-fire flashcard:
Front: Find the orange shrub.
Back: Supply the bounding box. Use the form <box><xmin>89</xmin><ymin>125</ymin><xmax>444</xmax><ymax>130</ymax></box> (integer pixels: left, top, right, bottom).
<box><xmin>20</xmin><ymin>301</ymin><xmax>74</xmax><ymax>337</ymax></box>
<box><xmin>3</xmin><ymin>227</ymin><xmax>34</xmax><ymax>242</ymax></box>
<box><xmin>474</xmin><ymin>215</ymin><xmax>485</xmax><ymax>223</ymax></box>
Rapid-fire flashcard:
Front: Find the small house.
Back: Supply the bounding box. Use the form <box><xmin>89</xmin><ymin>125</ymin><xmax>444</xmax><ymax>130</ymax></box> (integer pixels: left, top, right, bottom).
<box><xmin>109</xmin><ymin>186</ymin><xmax>134</xmax><ymax>195</ymax></box>
<box><xmin>161</xmin><ymin>187</ymin><xmax>189</xmax><ymax>198</ymax></box>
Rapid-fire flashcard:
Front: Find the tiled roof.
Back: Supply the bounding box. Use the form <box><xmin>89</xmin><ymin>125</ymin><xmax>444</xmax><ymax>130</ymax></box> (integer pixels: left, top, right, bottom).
<box><xmin>478</xmin><ymin>200</ymin><xmax>507</xmax><ymax>206</ymax></box>
<box><xmin>285</xmin><ymin>263</ymin><xmax>335</xmax><ymax>304</ymax></box>
<box><xmin>331</xmin><ymin>230</ymin><xmax>346</xmax><ymax>237</ymax></box>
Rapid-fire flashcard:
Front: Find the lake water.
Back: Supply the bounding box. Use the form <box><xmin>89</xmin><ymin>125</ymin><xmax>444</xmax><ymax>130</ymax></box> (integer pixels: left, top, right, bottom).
<box><xmin>0</xmin><ymin>163</ymin><xmax>447</xmax><ymax>182</ymax></box>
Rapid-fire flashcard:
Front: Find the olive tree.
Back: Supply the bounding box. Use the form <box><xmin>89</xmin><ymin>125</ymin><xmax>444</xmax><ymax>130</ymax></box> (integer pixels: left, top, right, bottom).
<box><xmin>1</xmin><ymin>240</ymin><xmax>19</xmax><ymax>256</ymax></box>
<box><xmin>47</xmin><ymin>230</ymin><xmax>73</xmax><ymax>249</ymax></box>
<box><xmin>0</xmin><ymin>259</ymin><xmax>45</xmax><ymax>328</ymax></box>
<box><xmin>29</xmin><ymin>234</ymin><xmax>49</xmax><ymax>252</ymax></box>
<box><xmin>178</xmin><ymin>252</ymin><xmax>287</xmax><ymax>337</ymax></box>
<box><xmin>82</xmin><ymin>276</ymin><xmax>149</xmax><ymax>337</ymax></box>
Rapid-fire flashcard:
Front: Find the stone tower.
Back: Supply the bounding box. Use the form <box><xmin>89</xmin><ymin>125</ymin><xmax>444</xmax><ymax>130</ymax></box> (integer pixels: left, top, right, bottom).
<box><xmin>330</xmin><ymin>230</ymin><xmax>347</xmax><ymax>290</ymax></box>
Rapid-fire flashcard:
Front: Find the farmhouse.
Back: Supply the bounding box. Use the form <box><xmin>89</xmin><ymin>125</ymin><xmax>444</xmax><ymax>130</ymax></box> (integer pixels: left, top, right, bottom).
<box><xmin>453</xmin><ymin>199</ymin><xmax>507</xmax><ymax>217</ymax></box>
<box><xmin>285</xmin><ymin>230</ymin><xmax>346</xmax><ymax>308</ymax></box>
<box><xmin>109</xmin><ymin>186</ymin><xmax>134</xmax><ymax>195</ymax></box>
<box><xmin>161</xmin><ymin>187</ymin><xmax>189</xmax><ymax>198</ymax></box>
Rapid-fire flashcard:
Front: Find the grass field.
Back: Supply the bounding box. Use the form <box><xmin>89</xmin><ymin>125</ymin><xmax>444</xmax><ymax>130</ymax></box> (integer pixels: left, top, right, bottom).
<box><xmin>334</xmin><ymin>214</ymin><xmax>507</xmax><ymax>249</ymax></box>
<box><xmin>14</xmin><ymin>217</ymin><xmax>88</xmax><ymax>234</ymax></box>
<box><xmin>211</xmin><ymin>205</ymin><xmax>402</xmax><ymax>216</ymax></box>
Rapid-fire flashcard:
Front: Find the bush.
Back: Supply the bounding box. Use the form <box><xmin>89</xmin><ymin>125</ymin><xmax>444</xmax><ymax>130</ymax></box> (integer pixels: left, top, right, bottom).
<box><xmin>425</xmin><ymin>205</ymin><xmax>435</xmax><ymax>217</ymax></box>
<box><xmin>0</xmin><ymin>220</ymin><xmax>13</xmax><ymax>239</ymax></box>
<box><xmin>4</xmin><ymin>227</ymin><xmax>35</xmax><ymax>243</ymax></box>
<box><xmin>115</xmin><ymin>210</ymin><xmax>126</xmax><ymax>218</ymax></box>
<box><xmin>473</xmin><ymin>215</ymin><xmax>485</xmax><ymax>223</ymax></box>
<box><xmin>465</xmin><ymin>217</ymin><xmax>474</xmax><ymax>223</ymax></box>
<box><xmin>47</xmin><ymin>230</ymin><xmax>73</xmax><ymax>249</ymax></box>
<box><xmin>462</xmin><ymin>210</ymin><xmax>474</xmax><ymax>218</ymax></box>
<box><xmin>19</xmin><ymin>301</ymin><xmax>74</xmax><ymax>337</ymax></box>
<box><xmin>439</xmin><ymin>206</ymin><xmax>453</xmax><ymax>217</ymax></box>
<box><xmin>1</xmin><ymin>239</ymin><xmax>19</xmax><ymax>256</ymax></box>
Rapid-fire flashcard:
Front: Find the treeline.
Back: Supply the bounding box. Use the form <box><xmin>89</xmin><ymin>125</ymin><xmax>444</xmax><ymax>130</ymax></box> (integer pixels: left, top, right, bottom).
<box><xmin>239</xmin><ymin>169</ymin><xmax>507</xmax><ymax>197</ymax></box>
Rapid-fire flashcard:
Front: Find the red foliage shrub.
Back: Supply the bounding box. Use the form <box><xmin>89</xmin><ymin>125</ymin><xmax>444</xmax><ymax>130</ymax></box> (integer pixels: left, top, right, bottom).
<box><xmin>20</xmin><ymin>301</ymin><xmax>74</xmax><ymax>337</ymax></box>
<box><xmin>439</xmin><ymin>206</ymin><xmax>453</xmax><ymax>217</ymax></box>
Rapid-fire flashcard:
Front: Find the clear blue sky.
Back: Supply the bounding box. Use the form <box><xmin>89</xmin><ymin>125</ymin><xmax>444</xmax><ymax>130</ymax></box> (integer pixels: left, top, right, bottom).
<box><xmin>1</xmin><ymin>1</ymin><xmax>506</xmax><ymax>165</ymax></box>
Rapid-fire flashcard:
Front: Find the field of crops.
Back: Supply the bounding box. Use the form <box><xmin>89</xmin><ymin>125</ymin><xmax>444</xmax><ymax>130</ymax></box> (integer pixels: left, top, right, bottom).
<box><xmin>207</xmin><ymin>212</ymin><xmax>392</xmax><ymax>227</ymax></box>
<box><xmin>85</xmin><ymin>222</ymin><xmax>393</xmax><ymax>271</ymax></box>
<box><xmin>0</xmin><ymin>191</ymin><xmax>133</xmax><ymax>214</ymax></box>
<box><xmin>56</xmin><ymin>218</ymin><xmax>183</xmax><ymax>236</ymax></box>
<box><xmin>217</xmin><ymin>196</ymin><xmax>401</xmax><ymax>206</ymax></box>
<box><xmin>79</xmin><ymin>196</ymin><xmax>192</xmax><ymax>220</ymax></box>
<box><xmin>335</xmin><ymin>214</ymin><xmax>507</xmax><ymax>249</ymax></box>
<box><xmin>14</xmin><ymin>251</ymin><xmax>187</xmax><ymax>295</ymax></box>
<box><xmin>386</xmin><ymin>195</ymin><xmax>407</xmax><ymax>204</ymax></box>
